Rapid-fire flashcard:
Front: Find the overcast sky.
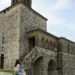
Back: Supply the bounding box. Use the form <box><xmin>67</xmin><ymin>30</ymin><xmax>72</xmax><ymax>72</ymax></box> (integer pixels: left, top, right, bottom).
<box><xmin>0</xmin><ymin>0</ymin><xmax>75</xmax><ymax>42</ymax></box>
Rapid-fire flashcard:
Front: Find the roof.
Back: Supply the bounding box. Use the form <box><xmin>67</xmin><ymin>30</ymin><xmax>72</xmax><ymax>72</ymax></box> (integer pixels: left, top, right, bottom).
<box><xmin>27</xmin><ymin>28</ymin><xmax>58</xmax><ymax>39</ymax></box>
<box><xmin>59</xmin><ymin>37</ymin><xmax>75</xmax><ymax>44</ymax></box>
<box><xmin>27</xmin><ymin>28</ymin><xmax>75</xmax><ymax>44</ymax></box>
<box><xmin>0</xmin><ymin>2</ymin><xmax>48</xmax><ymax>21</ymax></box>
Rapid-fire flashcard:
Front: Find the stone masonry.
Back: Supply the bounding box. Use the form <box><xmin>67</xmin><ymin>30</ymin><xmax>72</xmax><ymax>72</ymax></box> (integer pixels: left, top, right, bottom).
<box><xmin>0</xmin><ymin>72</ymin><xmax>13</xmax><ymax>75</ymax></box>
<box><xmin>0</xmin><ymin>0</ymin><xmax>75</xmax><ymax>75</ymax></box>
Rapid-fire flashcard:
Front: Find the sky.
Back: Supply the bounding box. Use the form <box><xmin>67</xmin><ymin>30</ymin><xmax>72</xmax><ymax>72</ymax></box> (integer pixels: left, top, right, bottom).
<box><xmin>0</xmin><ymin>0</ymin><xmax>75</xmax><ymax>42</ymax></box>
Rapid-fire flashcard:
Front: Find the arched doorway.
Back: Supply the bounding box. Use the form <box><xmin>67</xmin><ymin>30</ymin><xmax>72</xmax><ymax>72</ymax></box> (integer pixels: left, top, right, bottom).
<box><xmin>48</xmin><ymin>59</ymin><xmax>58</xmax><ymax>75</ymax></box>
<box><xmin>33</xmin><ymin>57</ymin><xmax>43</xmax><ymax>75</ymax></box>
<box><xmin>1</xmin><ymin>54</ymin><xmax>4</xmax><ymax>69</ymax></box>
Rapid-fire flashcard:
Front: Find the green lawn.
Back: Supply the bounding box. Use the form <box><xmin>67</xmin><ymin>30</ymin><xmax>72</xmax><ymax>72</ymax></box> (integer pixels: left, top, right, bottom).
<box><xmin>0</xmin><ymin>69</ymin><xmax>14</xmax><ymax>73</ymax></box>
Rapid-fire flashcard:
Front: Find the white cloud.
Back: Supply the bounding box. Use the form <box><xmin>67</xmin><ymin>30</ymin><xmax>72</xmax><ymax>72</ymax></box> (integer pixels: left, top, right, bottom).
<box><xmin>57</xmin><ymin>26</ymin><xmax>63</xmax><ymax>30</ymax></box>
<box><xmin>0</xmin><ymin>0</ymin><xmax>11</xmax><ymax>11</ymax></box>
<box><xmin>68</xmin><ymin>24</ymin><xmax>75</xmax><ymax>32</ymax></box>
<box><xmin>54</xmin><ymin>0</ymin><xmax>72</xmax><ymax>10</ymax></box>
<box><xmin>32</xmin><ymin>0</ymin><xmax>68</xmax><ymax>30</ymax></box>
<box><xmin>0</xmin><ymin>0</ymin><xmax>10</xmax><ymax>5</ymax></box>
<box><xmin>43</xmin><ymin>12</ymin><xmax>66</xmax><ymax>27</ymax></box>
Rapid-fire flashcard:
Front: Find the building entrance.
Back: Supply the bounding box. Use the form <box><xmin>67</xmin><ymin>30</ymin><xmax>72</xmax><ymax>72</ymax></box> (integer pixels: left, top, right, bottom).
<box><xmin>1</xmin><ymin>54</ymin><xmax>4</xmax><ymax>69</ymax></box>
<box><xmin>29</xmin><ymin>37</ymin><xmax>35</xmax><ymax>51</ymax></box>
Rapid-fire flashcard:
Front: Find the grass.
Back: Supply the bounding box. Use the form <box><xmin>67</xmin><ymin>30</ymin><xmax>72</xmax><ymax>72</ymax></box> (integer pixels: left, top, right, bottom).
<box><xmin>0</xmin><ymin>69</ymin><xmax>14</xmax><ymax>73</ymax></box>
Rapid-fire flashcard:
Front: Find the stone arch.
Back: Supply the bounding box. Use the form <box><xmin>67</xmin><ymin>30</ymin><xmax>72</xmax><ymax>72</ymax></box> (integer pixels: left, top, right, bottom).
<box><xmin>1</xmin><ymin>53</ymin><xmax>4</xmax><ymax>69</ymax></box>
<box><xmin>33</xmin><ymin>56</ymin><xmax>43</xmax><ymax>75</ymax></box>
<box><xmin>48</xmin><ymin>59</ymin><xmax>58</xmax><ymax>75</ymax></box>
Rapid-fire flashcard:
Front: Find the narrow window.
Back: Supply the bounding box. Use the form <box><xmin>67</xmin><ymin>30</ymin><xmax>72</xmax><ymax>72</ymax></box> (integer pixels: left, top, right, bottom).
<box><xmin>68</xmin><ymin>44</ymin><xmax>69</xmax><ymax>52</ymax></box>
<box><xmin>2</xmin><ymin>37</ymin><xmax>4</xmax><ymax>44</ymax></box>
<box><xmin>1</xmin><ymin>54</ymin><xmax>4</xmax><ymax>69</ymax></box>
<box><xmin>53</xmin><ymin>43</ymin><xmax>57</xmax><ymax>51</ymax></box>
<box><xmin>23</xmin><ymin>0</ymin><xmax>25</xmax><ymax>3</ymax></box>
<box><xmin>13</xmin><ymin>0</ymin><xmax>15</xmax><ymax>4</ymax></box>
<box><xmin>27</xmin><ymin>0</ymin><xmax>29</xmax><ymax>6</ymax></box>
<box><xmin>46</xmin><ymin>40</ymin><xmax>48</xmax><ymax>49</ymax></box>
<box><xmin>49</xmin><ymin>41</ymin><xmax>52</xmax><ymax>50</ymax></box>
<box><xmin>41</xmin><ymin>38</ymin><xmax>44</xmax><ymax>48</ymax></box>
<box><xmin>24</xmin><ymin>0</ymin><xmax>26</xmax><ymax>3</ymax></box>
<box><xmin>16</xmin><ymin>0</ymin><xmax>18</xmax><ymax>3</ymax></box>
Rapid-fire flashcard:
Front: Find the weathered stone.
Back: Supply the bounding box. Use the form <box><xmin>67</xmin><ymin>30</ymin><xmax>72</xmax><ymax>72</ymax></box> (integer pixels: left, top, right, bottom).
<box><xmin>0</xmin><ymin>0</ymin><xmax>75</xmax><ymax>75</ymax></box>
<box><xmin>0</xmin><ymin>72</ymin><xmax>13</xmax><ymax>75</ymax></box>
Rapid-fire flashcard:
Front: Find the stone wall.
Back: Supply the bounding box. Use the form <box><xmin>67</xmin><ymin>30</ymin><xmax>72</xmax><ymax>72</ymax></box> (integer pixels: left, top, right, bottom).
<box><xmin>0</xmin><ymin>4</ymin><xmax>21</xmax><ymax>69</ymax></box>
<box><xmin>58</xmin><ymin>37</ymin><xmax>75</xmax><ymax>75</ymax></box>
<box><xmin>58</xmin><ymin>37</ymin><xmax>75</xmax><ymax>54</ymax></box>
<box><xmin>0</xmin><ymin>2</ymin><xmax>47</xmax><ymax>69</ymax></box>
<box><xmin>27</xmin><ymin>29</ymin><xmax>58</xmax><ymax>52</ymax></box>
<box><xmin>23</xmin><ymin>46</ymin><xmax>58</xmax><ymax>75</ymax></box>
<box><xmin>62</xmin><ymin>52</ymin><xmax>75</xmax><ymax>75</ymax></box>
<box><xmin>20</xmin><ymin>4</ymin><xmax>47</xmax><ymax>32</ymax></box>
<box><xmin>0</xmin><ymin>72</ymin><xmax>13</xmax><ymax>75</ymax></box>
<box><xmin>19</xmin><ymin>3</ymin><xmax>47</xmax><ymax>61</ymax></box>
<box><xmin>0</xmin><ymin>2</ymin><xmax>75</xmax><ymax>75</ymax></box>
<box><xmin>37</xmin><ymin>30</ymin><xmax>58</xmax><ymax>51</ymax></box>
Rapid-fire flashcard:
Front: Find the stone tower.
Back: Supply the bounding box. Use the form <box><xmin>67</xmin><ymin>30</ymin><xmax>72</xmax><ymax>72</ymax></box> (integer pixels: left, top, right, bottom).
<box><xmin>11</xmin><ymin>0</ymin><xmax>32</xmax><ymax>7</ymax></box>
<box><xmin>0</xmin><ymin>0</ymin><xmax>47</xmax><ymax>69</ymax></box>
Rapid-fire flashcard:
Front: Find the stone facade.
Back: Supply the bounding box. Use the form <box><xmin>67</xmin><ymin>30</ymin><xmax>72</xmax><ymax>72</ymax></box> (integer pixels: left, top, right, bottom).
<box><xmin>0</xmin><ymin>4</ymin><xmax>20</xmax><ymax>69</ymax></box>
<box><xmin>0</xmin><ymin>0</ymin><xmax>75</xmax><ymax>75</ymax></box>
<box><xmin>23</xmin><ymin>46</ymin><xmax>58</xmax><ymax>75</ymax></box>
<box><xmin>0</xmin><ymin>2</ymin><xmax>47</xmax><ymax>69</ymax></box>
<box><xmin>0</xmin><ymin>72</ymin><xmax>13</xmax><ymax>75</ymax></box>
<box><xmin>19</xmin><ymin>4</ymin><xmax>47</xmax><ymax>62</ymax></box>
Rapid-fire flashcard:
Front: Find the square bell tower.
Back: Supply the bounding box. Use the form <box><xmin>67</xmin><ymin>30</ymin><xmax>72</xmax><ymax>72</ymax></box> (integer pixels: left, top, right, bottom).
<box><xmin>11</xmin><ymin>0</ymin><xmax>32</xmax><ymax>7</ymax></box>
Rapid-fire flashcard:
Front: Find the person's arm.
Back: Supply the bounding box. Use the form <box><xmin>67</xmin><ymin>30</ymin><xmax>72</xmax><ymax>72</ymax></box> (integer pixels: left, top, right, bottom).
<box><xmin>19</xmin><ymin>71</ymin><xmax>23</xmax><ymax>73</ymax></box>
<box><xmin>19</xmin><ymin>68</ymin><xmax>23</xmax><ymax>73</ymax></box>
<box><xmin>18</xmin><ymin>67</ymin><xmax>23</xmax><ymax>73</ymax></box>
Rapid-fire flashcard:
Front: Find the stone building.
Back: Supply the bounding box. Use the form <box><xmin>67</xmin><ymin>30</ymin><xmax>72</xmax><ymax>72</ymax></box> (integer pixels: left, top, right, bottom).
<box><xmin>0</xmin><ymin>0</ymin><xmax>75</xmax><ymax>75</ymax></box>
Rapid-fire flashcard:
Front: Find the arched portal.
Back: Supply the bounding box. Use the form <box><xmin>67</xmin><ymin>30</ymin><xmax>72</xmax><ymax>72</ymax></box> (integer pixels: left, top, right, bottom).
<box><xmin>48</xmin><ymin>59</ymin><xmax>58</xmax><ymax>75</ymax></box>
<box><xmin>1</xmin><ymin>54</ymin><xmax>4</xmax><ymax>69</ymax></box>
<box><xmin>33</xmin><ymin>57</ymin><xmax>43</xmax><ymax>75</ymax></box>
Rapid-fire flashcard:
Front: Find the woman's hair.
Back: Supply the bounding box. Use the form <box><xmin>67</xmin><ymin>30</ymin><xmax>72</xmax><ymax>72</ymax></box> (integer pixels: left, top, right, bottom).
<box><xmin>14</xmin><ymin>59</ymin><xmax>20</xmax><ymax>67</ymax></box>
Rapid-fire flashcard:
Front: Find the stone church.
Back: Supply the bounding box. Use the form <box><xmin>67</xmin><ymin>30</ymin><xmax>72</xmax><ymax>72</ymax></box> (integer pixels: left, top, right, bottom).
<box><xmin>0</xmin><ymin>0</ymin><xmax>75</xmax><ymax>75</ymax></box>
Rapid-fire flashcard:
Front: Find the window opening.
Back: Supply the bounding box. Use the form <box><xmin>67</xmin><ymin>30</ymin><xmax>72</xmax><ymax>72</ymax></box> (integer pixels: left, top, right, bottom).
<box><xmin>13</xmin><ymin>0</ymin><xmax>15</xmax><ymax>4</ymax></box>
<box><xmin>1</xmin><ymin>54</ymin><xmax>4</xmax><ymax>69</ymax></box>
<box><xmin>27</xmin><ymin>0</ymin><xmax>29</xmax><ymax>6</ymax></box>
<box><xmin>2</xmin><ymin>37</ymin><xmax>4</xmax><ymax>44</ymax></box>
<box><xmin>29</xmin><ymin>37</ymin><xmax>35</xmax><ymax>51</ymax></box>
